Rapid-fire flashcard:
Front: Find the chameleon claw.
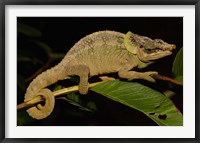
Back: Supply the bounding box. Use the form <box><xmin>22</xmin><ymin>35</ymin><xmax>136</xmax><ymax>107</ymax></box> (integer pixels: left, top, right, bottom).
<box><xmin>144</xmin><ymin>71</ymin><xmax>158</xmax><ymax>82</ymax></box>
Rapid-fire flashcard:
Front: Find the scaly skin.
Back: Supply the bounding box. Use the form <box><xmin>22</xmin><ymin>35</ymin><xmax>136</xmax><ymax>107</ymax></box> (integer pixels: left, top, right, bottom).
<box><xmin>24</xmin><ymin>30</ymin><xmax>175</xmax><ymax>119</ymax></box>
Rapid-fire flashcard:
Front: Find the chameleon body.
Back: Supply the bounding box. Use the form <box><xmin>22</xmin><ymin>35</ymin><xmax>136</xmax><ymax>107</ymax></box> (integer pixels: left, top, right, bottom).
<box><xmin>24</xmin><ymin>30</ymin><xmax>176</xmax><ymax>119</ymax></box>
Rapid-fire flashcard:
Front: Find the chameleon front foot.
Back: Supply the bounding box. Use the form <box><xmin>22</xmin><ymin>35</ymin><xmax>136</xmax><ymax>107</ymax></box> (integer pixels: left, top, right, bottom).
<box><xmin>119</xmin><ymin>70</ymin><xmax>158</xmax><ymax>83</ymax></box>
<box><xmin>141</xmin><ymin>71</ymin><xmax>158</xmax><ymax>82</ymax></box>
<box><xmin>26</xmin><ymin>88</ymin><xmax>55</xmax><ymax>120</ymax></box>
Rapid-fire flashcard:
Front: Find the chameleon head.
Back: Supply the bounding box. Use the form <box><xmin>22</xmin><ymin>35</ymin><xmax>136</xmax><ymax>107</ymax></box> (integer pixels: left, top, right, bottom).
<box><xmin>124</xmin><ymin>31</ymin><xmax>176</xmax><ymax>62</ymax></box>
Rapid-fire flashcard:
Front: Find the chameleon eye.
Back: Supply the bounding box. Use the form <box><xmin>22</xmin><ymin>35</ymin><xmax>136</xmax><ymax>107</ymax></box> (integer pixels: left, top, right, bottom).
<box><xmin>140</xmin><ymin>45</ymin><xmax>144</xmax><ymax>48</ymax></box>
<box><xmin>130</xmin><ymin>35</ymin><xmax>136</xmax><ymax>43</ymax></box>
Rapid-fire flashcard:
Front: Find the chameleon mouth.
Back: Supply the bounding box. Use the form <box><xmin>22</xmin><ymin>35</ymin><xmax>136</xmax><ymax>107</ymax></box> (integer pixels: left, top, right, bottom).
<box><xmin>142</xmin><ymin>44</ymin><xmax>176</xmax><ymax>55</ymax></box>
<box><xmin>146</xmin><ymin>51</ymin><xmax>172</xmax><ymax>61</ymax></box>
<box><xmin>150</xmin><ymin>50</ymin><xmax>172</xmax><ymax>57</ymax></box>
<box><xmin>143</xmin><ymin>48</ymin><xmax>166</xmax><ymax>54</ymax></box>
<box><xmin>143</xmin><ymin>44</ymin><xmax>176</xmax><ymax>54</ymax></box>
<box><xmin>138</xmin><ymin>44</ymin><xmax>176</xmax><ymax>61</ymax></box>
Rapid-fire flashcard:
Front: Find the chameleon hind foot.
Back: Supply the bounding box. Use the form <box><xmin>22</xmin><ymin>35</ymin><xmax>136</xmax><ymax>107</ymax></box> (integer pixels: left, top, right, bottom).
<box><xmin>26</xmin><ymin>88</ymin><xmax>55</xmax><ymax>120</ymax></box>
<box><xmin>78</xmin><ymin>82</ymin><xmax>89</xmax><ymax>95</ymax></box>
<box><xmin>119</xmin><ymin>70</ymin><xmax>158</xmax><ymax>83</ymax></box>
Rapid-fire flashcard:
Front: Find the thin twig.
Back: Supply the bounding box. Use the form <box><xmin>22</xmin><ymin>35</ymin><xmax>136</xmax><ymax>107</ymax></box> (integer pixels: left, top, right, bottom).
<box><xmin>17</xmin><ymin>74</ymin><xmax>182</xmax><ymax>111</ymax></box>
<box><xmin>17</xmin><ymin>80</ymin><xmax>111</xmax><ymax>110</ymax></box>
<box><xmin>152</xmin><ymin>74</ymin><xmax>182</xmax><ymax>86</ymax></box>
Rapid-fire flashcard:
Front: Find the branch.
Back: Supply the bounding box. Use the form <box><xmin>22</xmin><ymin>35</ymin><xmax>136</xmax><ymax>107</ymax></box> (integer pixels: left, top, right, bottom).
<box><xmin>152</xmin><ymin>74</ymin><xmax>182</xmax><ymax>86</ymax></box>
<box><xmin>17</xmin><ymin>74</ymin><xmax>182</xmax><ymax>111</ymax></box>
<box><xmin>17</xmin><ymin>80</ymin><xmax>111</xmax><ymax>110</ymax></box>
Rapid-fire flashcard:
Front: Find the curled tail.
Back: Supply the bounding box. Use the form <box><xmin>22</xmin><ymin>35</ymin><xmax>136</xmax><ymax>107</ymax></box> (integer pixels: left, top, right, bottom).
<box><xmin>24</xmin><ymin>64</ymin><xmax>65</xmax><ymax>120</ymax></box>
<box><xmin>24</xmin><ymin>58</ymin><xmax>90</xmax><ymax>119</ymax></box>
<box><xmin>26</xmin><ymin>88</ymin><xmax>55</xmax><ymax>120</ymax></box>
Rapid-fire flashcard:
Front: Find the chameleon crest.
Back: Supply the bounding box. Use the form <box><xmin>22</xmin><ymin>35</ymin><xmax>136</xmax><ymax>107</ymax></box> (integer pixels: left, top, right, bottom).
<box><xmin>24</xmin><ymin>30</ymin><xmax>176</xmax><ymax>119</ymax></box>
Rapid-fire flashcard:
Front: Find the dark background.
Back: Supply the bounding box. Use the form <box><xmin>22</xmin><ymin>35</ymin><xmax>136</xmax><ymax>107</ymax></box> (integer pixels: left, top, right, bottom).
<box><xmin>17</xmin><ymin>17</ymin><xmax>183</xmax><ymax>126</ymax></box>
<box><xmin>17</xmin><ymin>17</ymin><xmax>182</xmax><ymax>52</ymax></box>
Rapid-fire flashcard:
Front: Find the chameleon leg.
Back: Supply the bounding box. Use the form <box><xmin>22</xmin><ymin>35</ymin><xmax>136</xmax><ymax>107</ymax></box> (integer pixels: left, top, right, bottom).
<box><xmin>118</xmin><ymin>70</ymin><xmax>158</xmax><ymax>82</ymax></box>
<box><xmin>67</xmin><ymin>65</ymin><xmax>90</xmax><ymax>94</ymax></box>
<box><xmin>26</xmin><ymin>88</ymin><xmax>55</xmax><ymax>120</ymax></box>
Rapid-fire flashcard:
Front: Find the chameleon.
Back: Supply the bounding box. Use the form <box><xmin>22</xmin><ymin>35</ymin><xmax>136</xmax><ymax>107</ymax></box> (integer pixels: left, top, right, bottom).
<box><xmin>24</xmin><ymin>30</ymin><xmax>176</xmax><ymax>120</ymax></box>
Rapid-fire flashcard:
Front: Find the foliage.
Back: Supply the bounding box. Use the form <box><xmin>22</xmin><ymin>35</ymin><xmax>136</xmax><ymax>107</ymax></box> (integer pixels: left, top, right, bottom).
<box><xmin>91</xmin><ymin>80</ymin><xmax>182</xmax><ymax>126</ymax></box>
<box><xmin>172</xmin><ymin>47</ymin><xmax>183</xmax><ymax>83</ymax></box>
<box><xmin>17</xmin><ymin>23</ymin><xmax>183</xmax><ymax>126</ymax></box>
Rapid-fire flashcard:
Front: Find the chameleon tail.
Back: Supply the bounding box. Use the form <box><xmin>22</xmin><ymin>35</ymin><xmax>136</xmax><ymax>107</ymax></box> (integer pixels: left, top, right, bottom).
<box><xmin>24</xmin><ymin>57</ymin><xmax>90</xmax><ymax>119</ymax></box>
<box><xmin>26</xmin><ymin>88</ymin><xmax>55</xmax><ymax>120</ymax></box>
<box><xmin>24</xmin><ymin>64</ymin><xmax>63</xmax><ymax>120</ymax></box>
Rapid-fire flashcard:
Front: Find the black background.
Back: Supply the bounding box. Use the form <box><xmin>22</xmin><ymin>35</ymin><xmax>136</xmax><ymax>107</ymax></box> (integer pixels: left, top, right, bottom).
<box><xmin>17</xmin><ymin>17</ymin><xmax>182</xmax><ymax>53</ymax></box>
<box><xmin>17</xmin><ymin>17</ymin><xmax>183</xmax><ymax>126</ymax></box>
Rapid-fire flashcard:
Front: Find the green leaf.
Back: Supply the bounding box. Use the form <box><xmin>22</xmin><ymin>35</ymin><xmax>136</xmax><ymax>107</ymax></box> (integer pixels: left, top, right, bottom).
<box><xmin>67</xmin><ymin>93</ymin><xmax>82</xmax><ymax>104</ymax></box>
<box><xmin>34</xmin><ymin>41</ymin><xmax>52</xmax><ymax>54</ymax></box>
<box><xmin>34</xmin><ymin>41</ymin><xmax>65</xmax><ymax>60</ymax></box>
<box><xmin>91</xmin><ymin>80</ymin><xmax>183</xmax><ymax>126</ymax></box>
<box><xmin>86</xmin><ymin>101</ymin><xmax>97</xmax><ymax>111</ymax></box>
<box><xmin>53</xmin><ymin>84</ymin><xmax>64</xmax><ymax>92</ymax></box>
<box><xmin>174</xmin><ymin>76</ymin><xmax>183</xmax><ymax>83</ymax></box>
<box><xmin>17</xmin><ymin>110</ymin><xmax>35</xmax><ymax>125</ymax></box>
<box><xmin>59</xmin><ymin>93</ymin><xmax>94</xmax><ymax>112</ymax></box>
<box><xmin>49</xmin><ymin>53</ymin><xmax>65</xmax><ymax>60</ymax></box>
<box><xmin>17</xmin><ymin>55</ymin><xmax>33</xmax><ymax>63</ymax></box>
<box><xmin>172</xmin><ymin>48</ymin><xmax>183</xmax><ymax>83</ymax></box>
<box><xmin>18</xmin><ymin>23</ymin><xmax>42</xmax><ymax>37</ymax></box>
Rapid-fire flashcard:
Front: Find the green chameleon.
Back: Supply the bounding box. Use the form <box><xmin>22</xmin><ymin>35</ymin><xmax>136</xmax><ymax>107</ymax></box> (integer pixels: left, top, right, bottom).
<box><xmin>24</xmin><ymin>30</ymin><xmax>176</xmax><ymax>119</ymax></box>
